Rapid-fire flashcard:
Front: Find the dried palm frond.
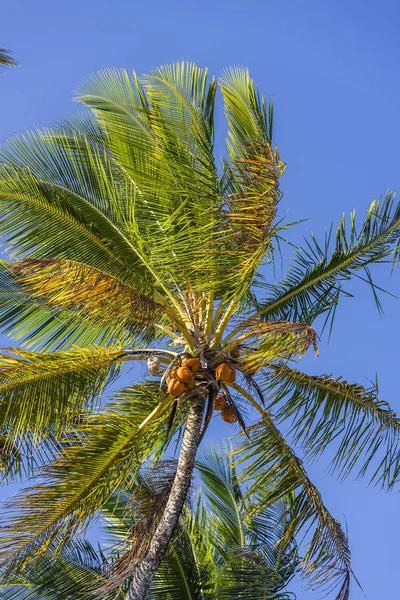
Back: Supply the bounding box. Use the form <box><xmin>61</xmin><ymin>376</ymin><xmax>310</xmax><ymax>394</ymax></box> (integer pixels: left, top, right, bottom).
<box><xmin>100</xmin><ymin>462</ymin><xmax>178</xmax><ymax>593</ymax></box>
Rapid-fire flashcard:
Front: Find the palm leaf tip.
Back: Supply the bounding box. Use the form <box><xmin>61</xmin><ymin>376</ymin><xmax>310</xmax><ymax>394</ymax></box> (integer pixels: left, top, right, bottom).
<box><xmin>215</xmin><ymin>67</ymin><xmax>287</xmax><ymax>298</ymax></box>
<box><xmin>0</xmin><ymin>49</ymin><xmax>18</xmax><ymax>68</ymax></box>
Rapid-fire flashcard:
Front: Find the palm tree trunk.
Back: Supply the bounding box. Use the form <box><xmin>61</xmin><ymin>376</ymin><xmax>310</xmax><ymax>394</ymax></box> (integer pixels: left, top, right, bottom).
<box><xmin>127</xmin><ymin>393</ymin><xmax>206</xmax><ymax>600</ymax></box>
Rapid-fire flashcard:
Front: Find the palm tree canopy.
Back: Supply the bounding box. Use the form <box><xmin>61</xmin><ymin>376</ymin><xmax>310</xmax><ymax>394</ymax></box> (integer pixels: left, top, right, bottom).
<box><xmin>0</xmin><ymin>61</ymin><xmax>399</xmax><ymax>600</ymax></box>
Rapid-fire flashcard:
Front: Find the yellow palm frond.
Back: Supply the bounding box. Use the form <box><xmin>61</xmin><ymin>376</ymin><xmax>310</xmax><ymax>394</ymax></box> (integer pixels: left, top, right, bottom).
<box><xmin>14</xmin><ymin>258</ymin><xmax>165</xmax><ymax>331</ymax></box>
<box><xmin>225</xmin><ymin>320</ymin><xmax>317</xmax><ymax>375</ymax></box>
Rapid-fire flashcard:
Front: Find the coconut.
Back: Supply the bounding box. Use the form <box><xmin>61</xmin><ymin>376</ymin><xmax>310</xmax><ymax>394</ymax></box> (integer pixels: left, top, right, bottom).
<box><xmin>168</xmin><ymin>379</ymin><xmax>186</xmax><ymax>397</ymax></box>
<box><xmin>221</xmin><ymin>406</ymin><xmax>237</xmax><ymax>423</ymax></box>
<box><xmin>215</xmin><ymin>363</ymin><xmax>236</xmax><ymax>384</ymax></box>
<box><xmin>182</xmin><ymin>357</ymin><xmax>201</xmax><ymax>373</ymax></box>
<box><xmin>214</xmin><ymin>394</ymin><xmax>227</xmax><ymax>411</ymax></box>
<box><xmin>166</xmin><ymin>368</ymin><xmax>178</xmax><ymax>384</ymax></box>
<box><xmin>176</xmin><ymin>366</ymin><xmax>194</xmax><ymax>383</ymax></box>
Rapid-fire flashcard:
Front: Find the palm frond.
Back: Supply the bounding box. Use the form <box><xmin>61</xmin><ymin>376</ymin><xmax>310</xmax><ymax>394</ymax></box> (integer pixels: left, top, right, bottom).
<box><xmin>217</xmin><ymin>67</ymin><xmax>285</xmax><ymax>297</ymax></box>
<box><xmin>0</xmin><ymin>345</ymin><xmax>122</xmax><ymax>447</ymax></box>
<box><xmin>0</xmin><ymin>259</ymin><xmax>148</xmax><ymax>351</ymax></box>
<box><xmin>265</xmin><ymin>365</ymin><xmax>400</xmax><ymax>487</ymax></box>
<box><xmin>75</xmin><ymin>65</ymin><xmax>225</xmax><ymax>294</ymax></box>
<box><xmin>0</xmin><ymin>130</ymin><xmax>157</xmax><ymax>294</ymax></box>
<box><xmin>225</xmin><ymin>320</ymin><xmax>317</xmax><ymax>374</ymax></box>
<box><xmin>0</xmin><ymin>538</ymin><xmax>112</xmax><ymax>599</ymax></box>
<box><xmin>196</xmin><ymin>445</ymin><xmax>298</xmax><ymax>600</ymax></box>
<box><xmin>0</xmin><ymin>382</ymin><xmax>173</xmax><ymax>577</ymax></box>
<box><xmin>252</xmin><ymin>193</ymin><xmax>400</xmax><ymax>328</ymax></box>
<box><xmin>196</xmin><ymin>445</ymin><xmax>246</xmax><ymax>550</ymax></box>
<box><xmin>236</xmin><ymin>414</ymin><xmax>351</xmax><ymax>600</ymax></box>
<box><xmin>14</xmin><ymin>258</ymin><xmax>165</xmax><ymax>335</ymax></box>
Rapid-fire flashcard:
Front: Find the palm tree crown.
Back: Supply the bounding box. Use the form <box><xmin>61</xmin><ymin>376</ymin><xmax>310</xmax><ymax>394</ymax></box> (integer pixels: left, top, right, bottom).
<box><xmin>0</xmin><ymin>61</ymin><xmax>399</xmax><ymax>600</ymax></box>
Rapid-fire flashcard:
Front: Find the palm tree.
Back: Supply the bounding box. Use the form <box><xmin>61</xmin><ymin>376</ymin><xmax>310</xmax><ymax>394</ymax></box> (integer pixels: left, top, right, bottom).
<box><xmin>0</xmin><ymin>62</ymin><xmax>399</xmax><ymax>599</ymax></box>
<box><xmin>1</xmin><ymin>446</ymin><xmax>299</xmax><ymax>599</ymax></box>
<box><xmin>0</xmin><ymin>49</ymin><xmax>18</xmax><ymax>69</ymax></box>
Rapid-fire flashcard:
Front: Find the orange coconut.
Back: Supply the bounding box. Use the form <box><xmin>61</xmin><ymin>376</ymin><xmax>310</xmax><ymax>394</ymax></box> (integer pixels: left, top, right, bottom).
<box><xmin>176</xmin><ymin>366</ymin><xmax>194</xmax><ymax>383</ymax></box>
<box><xmin>182</xmin><ymin>357</ymin><xmax>201</xmax><ymax>373</ymax></box>
<box><xmin>215</xmin><ymin>363</ymin><xmax>236</xmax><ymax>384</ymax></box>
<box><xmin>166</xmin><ymin>368</ymin><xmax>178</xmax><ymax>384</ymax></box>
<box><xmin>214</xmin><ymin>394</ymin><xmax>227</xmax><ymax>411</ymax></box>
<box><xmin>221</xmin><ymin>406</ymin><xmax>237</xmax><ymax>423</ymax></box>
<box><xmin>168</xmin><ymin>379</ymin><xmax>186</xmax><ymax>397</ymax></box>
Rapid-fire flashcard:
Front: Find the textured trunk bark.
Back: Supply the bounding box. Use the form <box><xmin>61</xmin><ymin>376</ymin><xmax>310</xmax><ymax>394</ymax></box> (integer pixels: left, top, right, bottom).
<box><xmin>126</xmin><ymin>393</ymin><xmax>206</xmax><ymax>600</ymax></box>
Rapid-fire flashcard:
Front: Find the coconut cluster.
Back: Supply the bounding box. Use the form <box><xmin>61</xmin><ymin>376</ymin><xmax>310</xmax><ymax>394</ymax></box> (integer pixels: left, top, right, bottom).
<box><xmin>166</xmin><ymin>357</ymin><xmax>238</xmax><ymax>425</ymax></box>
<box><xmin>214</xmin><ymin>393</ymin><xmax>238</xmax><ymax>423</ymax></box>
<box><xmin>167</xmin><ymin>357</ymin><xmax>201</xmax><ymax>397</ymax></box>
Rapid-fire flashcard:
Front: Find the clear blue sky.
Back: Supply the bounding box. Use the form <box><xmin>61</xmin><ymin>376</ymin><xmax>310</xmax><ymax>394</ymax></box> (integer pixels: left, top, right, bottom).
<box><xmin>1</xmin><ymin>1</ymin><xmax>400</xmax><ymax>598</ymax></box>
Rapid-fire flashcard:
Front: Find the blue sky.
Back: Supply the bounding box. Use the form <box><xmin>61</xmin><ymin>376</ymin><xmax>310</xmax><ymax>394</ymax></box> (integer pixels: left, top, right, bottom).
<box><xmin>1</xmin><ymin>0</ymin><xmax>400</xmax><ymax>597</ymax></box>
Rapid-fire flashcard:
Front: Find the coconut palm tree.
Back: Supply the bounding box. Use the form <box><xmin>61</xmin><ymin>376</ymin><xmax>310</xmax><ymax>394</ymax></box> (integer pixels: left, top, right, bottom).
<box><xmin>1</xmin><ymin>446</ymin><xmax>299</xmax><ymax>599</ymax></box>
<box><xmin>0</xmin><ymin>49</ymin><xmax>18</xmax><ymax>69</ymax></box>
<box><xmin>0</xmin><ymin>62</ymin><xmax>399</xmax><ymax>600</ymax></box>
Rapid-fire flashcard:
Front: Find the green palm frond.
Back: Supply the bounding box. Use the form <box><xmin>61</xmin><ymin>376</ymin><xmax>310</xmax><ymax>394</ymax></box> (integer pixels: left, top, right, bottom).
<box><xmin>0</xmin><ymin>434</ymin><xmax>22</xmax><ymax>481</ymax></box>
<box><xmin>219</xmin><ymin>67</ymin><xmax>274</xmax><ymax>158</ymax></box>
<box><xmin>265</xmin><ymin>365</ymin><xmax>400</xmax><ymax>487</ymax></box>
<box><xmin>0</xmin><ymin>345</ymin><xmax>123</xmax><ymax>447</ymax></box>
<box><xmin>251</xmin><ymin>193</ymin><xmax>400</xmax><ymax>328</ymax></box>
<box><xmin>196</xmin><ymin>445</ymin><xmax>246</xmax><ymax>550</ymax></box>
<box><xmin>74</xmin><ymin>65</ymin><xmax>224</xmax><ymax>295</ymax></box>
<box><xmin>0</xmin><ymin>131</ymin><xmax>157</xmax><ymax>294</ymax></box>
<box><xmin>0</xmin><ymin>49</ymin><xmax>18</xmax><ymax>69</ymax></box>
<box><xmin>0</xmin><ymin>383</ymin><xmax>173</xmax><ymax>577</ymax></box>
<box><xmin>236</xmin><ymin>414</ymin><xmax>351</xmax><ymax>600</ymax></box>
<box><xmin>0</xmin><ymin>538</ymin><xmax>113</xmax><ymax>600</ymax></box>
<box><xmin>196</xmin><ymin>446</ymin><xmax>298</xmax><ymax>600</ymax></box>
